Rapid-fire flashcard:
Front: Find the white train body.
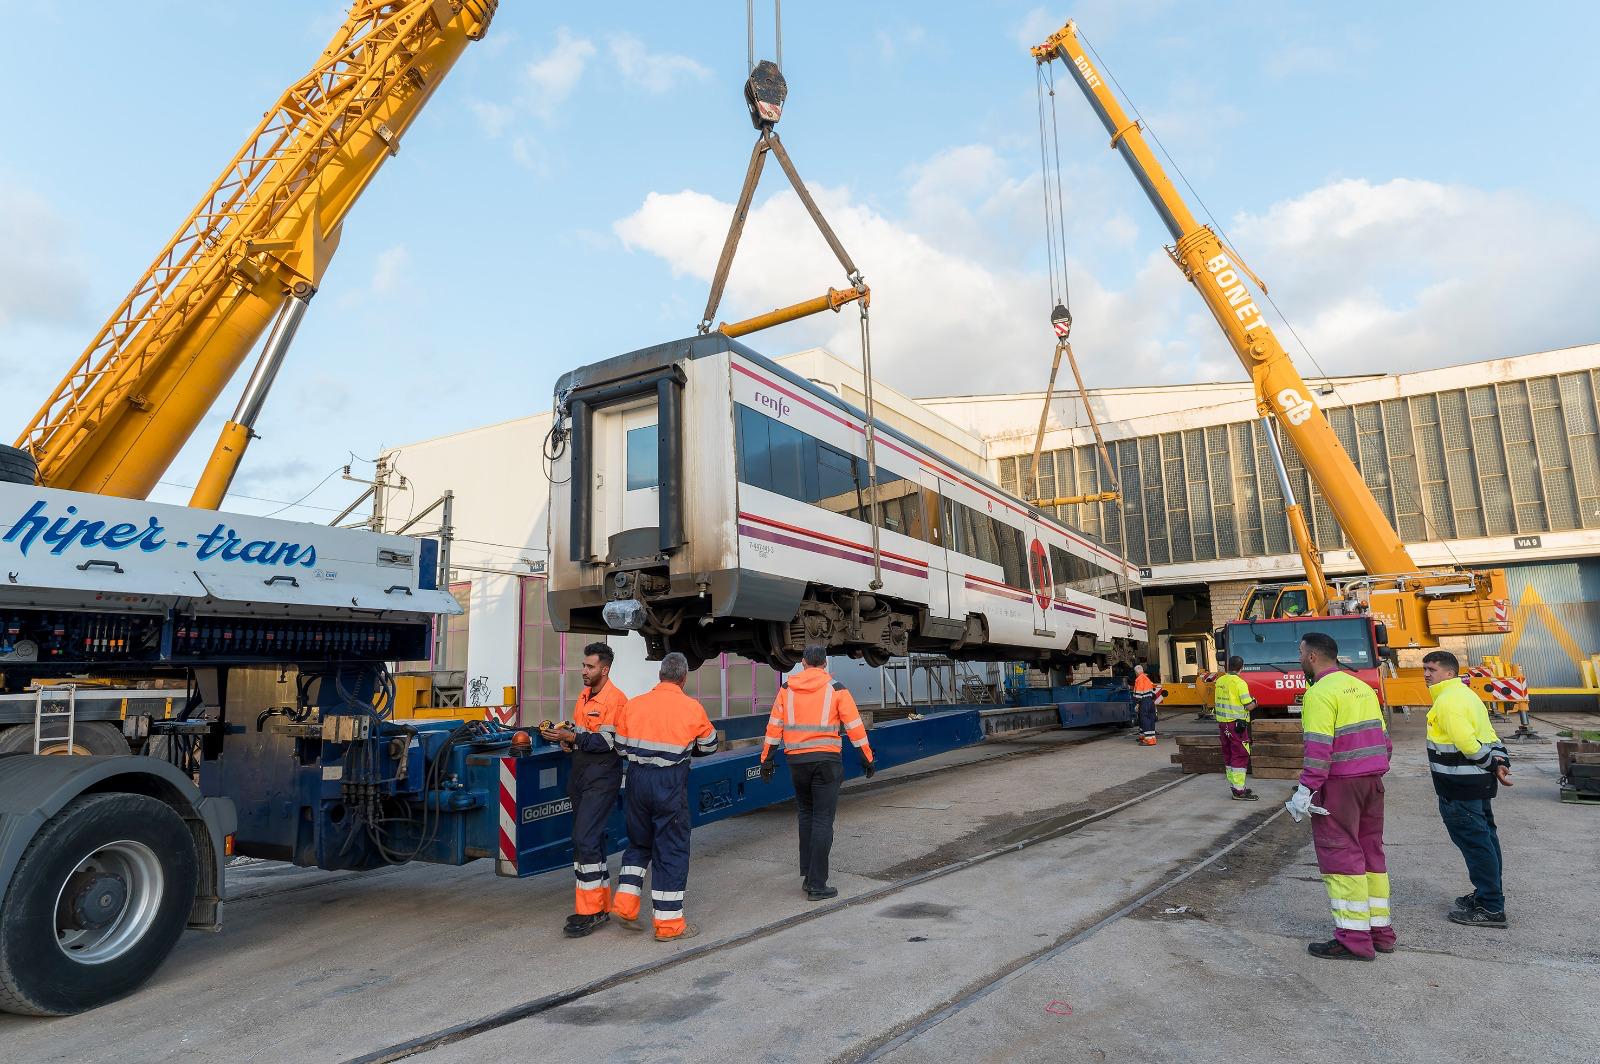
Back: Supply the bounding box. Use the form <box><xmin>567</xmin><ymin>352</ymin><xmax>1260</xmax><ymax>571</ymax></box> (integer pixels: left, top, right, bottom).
<box><xmin>547</xmin><ymin>335</ymin><xmax>1146</xmax><ymax>671</ymax></box>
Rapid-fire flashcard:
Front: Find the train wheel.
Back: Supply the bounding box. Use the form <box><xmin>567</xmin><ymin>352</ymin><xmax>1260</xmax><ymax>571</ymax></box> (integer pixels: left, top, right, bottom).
<box><xmin>0</xmin><ymin>722</ymin><xmax>130</xmax><ymax>757</ymax></box>
<box><xmin>0</xmin><ymin>794</ymin><xmax>198</xmax><ymax>1016</ymax></box>
<box><xmin>862</xmin><ymin>648</ymin><xmax>891</xmax><ymax>668</ymax></box>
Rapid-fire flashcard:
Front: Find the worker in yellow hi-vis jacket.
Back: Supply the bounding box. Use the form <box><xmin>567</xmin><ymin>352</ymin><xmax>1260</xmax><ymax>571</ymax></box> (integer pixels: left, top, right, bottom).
<box><xmin>1212</xmin><ymin>656</ymin><xmax>1259</xmax><ymax>801</ymax></box>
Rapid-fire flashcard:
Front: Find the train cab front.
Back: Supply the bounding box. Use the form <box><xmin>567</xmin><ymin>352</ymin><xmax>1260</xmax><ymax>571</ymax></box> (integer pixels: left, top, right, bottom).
<box><xmin>544</xmin><ymin>336</ymin><xmax>751</xmax><ymax>668</ymax></box>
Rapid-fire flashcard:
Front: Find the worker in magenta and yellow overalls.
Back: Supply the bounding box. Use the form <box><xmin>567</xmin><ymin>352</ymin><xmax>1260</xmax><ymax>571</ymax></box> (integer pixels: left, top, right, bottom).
<box><xmin>1286</xmin><ymin>631</ymin><xmax>1395</xmax><ymax>961</ymax></box>
<box><xmin>1213</xmin><ymin>655</ymin><xmax>1259</xmax><ymax>801</ymax></box>
<box><xmin>758</xmin><ymin>645</ymin><xmax>875</xmax><ymax>901</ymax></box>
<box><xmin>540</xmin><ymin>642</ymin><xmax>627</xmax><ymax>938</ymax></box>
<box><xmin>609</xmin><ymin>652</ymin><xmax>719</xmax><ymax>942</ymax></box>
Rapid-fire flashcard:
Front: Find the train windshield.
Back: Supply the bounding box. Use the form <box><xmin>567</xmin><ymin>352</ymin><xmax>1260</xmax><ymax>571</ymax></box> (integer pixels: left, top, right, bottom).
<box><xmin>1230</xmin><ymin>618</ymin><xmax>1374</xmax><ymax>672</ymax></box>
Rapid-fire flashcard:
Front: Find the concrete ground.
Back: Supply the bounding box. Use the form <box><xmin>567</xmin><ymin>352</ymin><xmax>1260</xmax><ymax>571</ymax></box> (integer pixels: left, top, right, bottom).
<box><xmin>4</xmin><ymin>710</ymin><xmax>1593</xmax><ymax>1064</ymax></box>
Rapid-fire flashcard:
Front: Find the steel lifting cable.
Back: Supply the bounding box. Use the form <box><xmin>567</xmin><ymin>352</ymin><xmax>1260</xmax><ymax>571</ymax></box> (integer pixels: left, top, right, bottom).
<box><xmin>858</xmin><ymin>300</ymin><xmax>884</xmax><ymax>590</ymax></box>
<box><xmin>702</xmin><ymin>0</ymin><xmax>884</xmax><ymax>588</ymax></box>
<box><xmin>1033</xmin><ymin>53</ymin><xmax>1135</xmax><ymax>616</ymax></box>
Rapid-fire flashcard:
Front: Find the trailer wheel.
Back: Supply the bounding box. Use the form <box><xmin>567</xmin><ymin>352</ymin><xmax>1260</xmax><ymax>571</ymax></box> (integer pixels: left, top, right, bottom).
<box><xmin>0</xmin><ymin>721</ymin><xmax>130</xmax><ymax>757</ymax></box>
<box><xmin>0</xmin><ymin>793</ymin><xmax>198</xmax><ymax>1016</ymax></box>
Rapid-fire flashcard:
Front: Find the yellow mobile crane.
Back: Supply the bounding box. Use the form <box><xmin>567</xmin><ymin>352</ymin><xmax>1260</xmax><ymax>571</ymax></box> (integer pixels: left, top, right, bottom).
<box><xmin>1033</xmin><ymin>20</ymin><xmax>1525</xmax><ymax>709</ymax></box>
<box><xmin>12</xmin><ymin>1</ymin><xmax>496</xmax><ymax>509</ymax></box>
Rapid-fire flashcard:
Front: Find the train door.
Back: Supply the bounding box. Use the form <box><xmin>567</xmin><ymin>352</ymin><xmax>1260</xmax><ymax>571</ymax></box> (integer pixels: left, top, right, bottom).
<box><xmin>921</xmin><ymin>484</ymin><xmax>951</xmax><ymax>619</ymax></box>
<box><xmin>1025</xmin><ymin>520</ymin><xmax>1054</xmax><ymax>638</ymax></box>
<box><xmin>620</xmin><ymin>406</ymin><xmax>659</xmax><ymax>531</ymax></box>
<box><xmin>934</xmin><ymin>482</ymin><xmax>962</xmax><ymax>620</ymax></box>
<box><xmin>590</xmin><ymin>400</ymin><xmax>660</xmax><ymax>557</ymax></box>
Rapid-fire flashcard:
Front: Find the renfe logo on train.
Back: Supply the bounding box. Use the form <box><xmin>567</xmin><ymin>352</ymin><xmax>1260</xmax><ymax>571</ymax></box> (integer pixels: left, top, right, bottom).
<box><xmin>753</xmin><ymin>391</ymin><xmax>791</xmax><ymax>420</ymax></box>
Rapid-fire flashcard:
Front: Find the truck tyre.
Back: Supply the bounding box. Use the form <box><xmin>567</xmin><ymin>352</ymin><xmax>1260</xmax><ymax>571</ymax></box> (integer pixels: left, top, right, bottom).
<box><xmin>0</xmin><ymin>793</ymin><xmax>198</xmax><ymax>1016</ymax></box>
<box><xmin>0</xmin><ymin>444</ymin><xmax>38</xmax><ymax>485</ymax></box>
<box><xmin>0</xmin><ymin>721</ymin><xmax>130</xmax><ymax>756</ymax></box>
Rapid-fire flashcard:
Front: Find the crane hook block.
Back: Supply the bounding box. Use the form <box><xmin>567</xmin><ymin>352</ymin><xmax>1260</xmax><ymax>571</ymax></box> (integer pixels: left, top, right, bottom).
<box><xmin>1051</xmin><ymin>302</ymin><xmax>1072</xmax><ymax>339</ymax></box>
<box><xmin>745</xmin><ymin>60</ymin><xmax>787</xmax><ymax>130</ymax></box>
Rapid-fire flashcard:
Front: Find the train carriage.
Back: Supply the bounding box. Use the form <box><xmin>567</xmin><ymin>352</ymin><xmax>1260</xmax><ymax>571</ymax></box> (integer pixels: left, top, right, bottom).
<box><xmin>547</xmin><ymin>333</ymin><xmax>1146</xmax><ymax>672</ymax></box>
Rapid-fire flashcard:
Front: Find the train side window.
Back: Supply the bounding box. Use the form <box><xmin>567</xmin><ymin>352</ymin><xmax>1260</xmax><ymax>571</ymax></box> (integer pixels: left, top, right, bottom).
<box><xmin>1049</xmin><ymin>544</ymin><xmax>1073</xmax><ymax>598</ymax></box>
<box><xmin>813</xmin><ymin>442</ymin><xmax>862</xmax><ymax>515</ymax></box>
<box><xmin>767</xmin><ymin>416</ymin><xmax>808</xmax><ymax>502</ymax></box>
<box><xmin>996</xmin><ymin>522</ymin><xmax>1027</xmax><ymax>588</ymax></box>
<box><xmin>736</xmin><ymin>405</ymin><xmax>774</xmax><ymax>492</ymax></box>
<box><xmin>925</xmin><ymin>491</ymin><xmax>944</xmax><ymax>545</ymax></box>
<box><xmin>942</xmin><ymin>498</ymin><xmax>963</xmax><ymax>554</ymax></box>
<box><xmin>967</xmin><ymin>506</ymin><xmax>1001</xmax><ymax>567</ymax></box>
<box><xmin>626</xmin><ymin>425</ymin><xmax>659</xmax><ymax>491</ymax></box>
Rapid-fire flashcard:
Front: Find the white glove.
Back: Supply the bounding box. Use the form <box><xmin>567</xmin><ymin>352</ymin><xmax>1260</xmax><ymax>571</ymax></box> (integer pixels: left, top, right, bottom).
<box><xmin>1284</xmin><ymin>784</ymin><xmax>1329</xmax><ymax>823</ymax></box>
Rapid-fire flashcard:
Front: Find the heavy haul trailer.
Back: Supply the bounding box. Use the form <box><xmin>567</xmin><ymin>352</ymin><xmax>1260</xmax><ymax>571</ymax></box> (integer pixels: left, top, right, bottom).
<box><xmin>0</xmin><ymin>481</ymin><xmax>982</xmax><ymax>1016</ymax></box>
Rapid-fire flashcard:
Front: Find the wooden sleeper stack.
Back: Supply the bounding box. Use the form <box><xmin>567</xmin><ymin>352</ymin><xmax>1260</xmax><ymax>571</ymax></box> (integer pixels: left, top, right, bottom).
<box><xmin>1171</xmin><ymin>717</ymin><xmax>1305</xmax><ymax>780</ymax></box>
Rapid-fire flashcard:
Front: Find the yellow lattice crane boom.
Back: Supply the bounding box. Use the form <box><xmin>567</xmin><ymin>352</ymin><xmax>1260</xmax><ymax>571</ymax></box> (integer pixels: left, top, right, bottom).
<box><xmin>15</xmin><ymin>0</ymin><xmax>496</xmax><ymax>507</ymax></box>
<box><xmin>1033</xmin><ymin>19</ymin><xmax>1511</xmax><ymax>652</ymax></box>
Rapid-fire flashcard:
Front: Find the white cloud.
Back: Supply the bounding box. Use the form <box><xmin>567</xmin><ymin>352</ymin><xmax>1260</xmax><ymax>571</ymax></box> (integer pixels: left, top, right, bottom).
<box><xmin>612</xmin><ymin>162</ymin><xmax>1600</xmax><ymax>400</ymax></box>
<box><xmin>613</xmin><ymin>180</ymin><xmax>1211</xmax><ymax>397</ymax></box>
<box><xmin>524</xmin><ymin>28</ymin><xmax>595</xmax><ymax>119</ymax></box>
<box><xmin>467</xmin><ymin>99</ymin><xmax>516</xmax><ymax>138</ymax></box>
<box><xmin>607</xmin><ymin>34</ymin><xmax>711</xmax><ymax>94</ymax></box>
<box><xmin>1230</xmin><ymin>178</ymin><xmax>1600</xmax><ymax>374</ymax></box>
<box><xmin>370</xmin><ymin>244</ymin><xmax>410</xmax><ymax>296</ymax></box>
<box><xmin>510</xmin><ymin>136</ymin><xmax>550</xmax><ymax>176</ymax></box>
<box><xmin>876</xmin><ymin>25</ymin><xmax>928</xmax><ymax>64</ymax></box>
<box><xmin>0</xmin><ymin>176</ymin><xmax>89</xmax><ymax>329</ymax></box>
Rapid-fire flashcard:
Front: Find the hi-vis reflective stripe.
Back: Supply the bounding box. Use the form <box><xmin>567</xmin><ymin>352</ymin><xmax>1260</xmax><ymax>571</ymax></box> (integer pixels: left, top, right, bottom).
<box><xmin>497</xmin><ymin>757</ymin><xmax>516</xmax><ymax>875</ymax></box>
<box><xmin>785</xmin><ymin>685</ymin><xmax>835</xmax><ymax>726</ymax></box>
<box><xmin>616</xmin><ymin>865</ymin><xmax>645</xmax><ymax>897</ymax></box>
<box><xmin>574</xmin><ymin>861</ymin><xmax>609</xmax><ymax>884</ymax></box>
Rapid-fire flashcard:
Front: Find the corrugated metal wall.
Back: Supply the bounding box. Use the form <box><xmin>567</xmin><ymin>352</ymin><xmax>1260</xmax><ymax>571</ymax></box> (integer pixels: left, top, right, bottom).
<box><xmin>1465</xmin><ymin>560</ymin><xmax>1600</xmax><ymax>688</ymax></box>
<box><xmin>999</xmin><ymin>368</ymin><xmax>1600</xmax><ymax>566</ymax></box>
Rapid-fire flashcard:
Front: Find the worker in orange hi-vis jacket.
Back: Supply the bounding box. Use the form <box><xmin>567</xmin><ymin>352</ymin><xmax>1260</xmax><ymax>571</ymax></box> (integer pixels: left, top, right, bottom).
<box><xmin>608</xmin><ymin>653</ymin><xmax>719</xmax><ymax>942</ymax></box>
<box><xmin>540</xmin><ymin>642</ymin><xmax>627</xmax><ymax>938</ymax></box>
<box><xmin>759</xmin><ymin>645</ymin><xmax>875</xmax><ymax>901</ymax></box>
<box><xmin>1132</xmin><ymin>664</ymin><xmax>1159</xmax><ymax>746</ymax></box>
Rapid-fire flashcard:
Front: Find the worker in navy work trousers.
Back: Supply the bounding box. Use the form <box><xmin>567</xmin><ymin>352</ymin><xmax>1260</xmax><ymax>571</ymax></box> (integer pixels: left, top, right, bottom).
<box><xmin>610</xmin><ymin>652</ymin><xmax>719</xmax><ymax>941</ymax></box>
<box><xmin>759</xmin><ymin>645</ymin><xmax>876</xmax><ymax>900</ymax></box>
<box><xmin>540</xmin><ymin>642</ymin><xmax>627</xmax><ymax>938</ymax></box>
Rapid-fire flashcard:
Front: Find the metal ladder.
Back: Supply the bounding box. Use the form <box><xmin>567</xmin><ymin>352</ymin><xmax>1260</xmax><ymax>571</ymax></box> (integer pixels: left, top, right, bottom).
<box><xmin>33</xmin><ymin>685</ymin><xmax>77</xmax><ymax>754</ymax></box>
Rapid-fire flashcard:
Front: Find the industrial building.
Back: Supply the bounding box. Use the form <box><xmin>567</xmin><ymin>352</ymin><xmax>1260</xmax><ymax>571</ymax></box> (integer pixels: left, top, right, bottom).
<box><xmin>385</xmin><ymin>342</ymin><xmax>1600</xmax><ymax>715</ymax></box>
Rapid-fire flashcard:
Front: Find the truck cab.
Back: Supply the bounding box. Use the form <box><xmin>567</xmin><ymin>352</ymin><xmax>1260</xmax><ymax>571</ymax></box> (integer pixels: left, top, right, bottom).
<box><xmin>1220</xmin><ymin>615</ymin><xmax>1386</xmax><ymax>715</ymax></box>
<box><xmin>1237</xmin><ymin>582</ymin><xmax>1314</xmax><ymax>621</ymax></box>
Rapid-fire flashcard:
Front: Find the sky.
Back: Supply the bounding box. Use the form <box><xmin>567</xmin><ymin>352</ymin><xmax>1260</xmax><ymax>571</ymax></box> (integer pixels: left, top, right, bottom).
<box><xmin>1</xmin><ymin>0</ymin><xmax>1596</xmax><ymax>525</ymax></box>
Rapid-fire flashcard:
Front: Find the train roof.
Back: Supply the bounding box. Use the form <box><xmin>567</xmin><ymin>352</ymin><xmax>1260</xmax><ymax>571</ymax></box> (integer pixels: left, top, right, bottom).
<box><xmin>554</xmin><ymin>333</ymin><xmax>1134</xmax><ymax>569</ymax></box>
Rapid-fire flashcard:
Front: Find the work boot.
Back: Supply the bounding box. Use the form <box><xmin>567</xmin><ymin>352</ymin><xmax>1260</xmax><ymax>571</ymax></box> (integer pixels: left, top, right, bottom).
<box><xmin>615</xmin><ymin>915</ymin><xmax>645</xmax><ymax>932</ymax></box>
<box><xmin>1374</xmin><ymin>941</ymin><xmax>1396</xmax><ymax>955</ymax></box>
<box><xmin>1448</xmin><ymin>906</ymin><xmax>1508</xmax><ymax>929</ymax></box>
<box><xmin>1230</xmin><ymin>789</ymin><xmax>1259</xmax><ymax>801</ymax></box>
<box><xmin>562</xmin><ymin>912</ymin><xmax>609</xmax><ymax>938</ymax></box>
<box><xmin>1139</xmin><ymin>736</ymin><xmax>1157</xmax><ymax>746</ymax></box>
<box><xmin>1452</xmin><ymin>892</ymin><xmax>1478</xmax><ymax>912</ymax></box>
<box><xmin>1307</xmin><ymin>939</ymin><xmax>1373</xmax><ymax>961</ymax></box>
<box><xmin>656</xmin><ymin>923</ymin><xmax>701</xmax><ymax>943</ymax></box>
<box><xmin>806</xmin><ymin>885</ymin><xmax>840</xmax><ymax>901</ymax></box>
